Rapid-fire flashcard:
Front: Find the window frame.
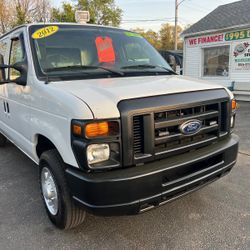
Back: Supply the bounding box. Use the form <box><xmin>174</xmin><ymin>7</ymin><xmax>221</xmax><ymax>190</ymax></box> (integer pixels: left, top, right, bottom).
<box><xmin>8</xmin><ymin>33</ymin><xmax>26</xmax><ymax>80</ymax></box>
<box><xmin>201</xmin><ymin>44</ymin><xmax>231</xmax><ymax>79</ymax></box>
<box><xmin>0</xmin><ymin>38</ymin><xmax>9</xmax><ymax>81</ymax></box>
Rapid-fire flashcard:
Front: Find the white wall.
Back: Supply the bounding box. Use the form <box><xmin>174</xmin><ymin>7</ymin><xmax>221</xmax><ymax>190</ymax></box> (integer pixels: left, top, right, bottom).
<box><xmin>183</xmin><ymin>44</ymin><xmax>201</xmax><ymax>78</ymax></box>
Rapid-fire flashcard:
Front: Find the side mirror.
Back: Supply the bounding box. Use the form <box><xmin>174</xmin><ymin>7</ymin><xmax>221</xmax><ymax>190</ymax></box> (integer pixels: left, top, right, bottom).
<box><xmin>12</xmin><ymin>61</ymin><xmax>28</xmax><ymax>86</ymax></box>
<box><xmin>0</xmin><ymin>61</ymin><xmax>27</xmax><ymax>86</ymax></box>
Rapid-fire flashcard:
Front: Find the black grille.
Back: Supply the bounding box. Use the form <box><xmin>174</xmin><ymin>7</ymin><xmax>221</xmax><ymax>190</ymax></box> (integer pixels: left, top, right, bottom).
<box><xmin>132</xmin><ymin>101</ymin><xmax>229</xmax><ymax>159</ymax></box>
<box><xmin>133</xmin><ymin>116</ymin><xmax>144</xmax><ymax>155</ymax></box>
<box><xmin>118</xmin><ymin>89</ymin><xmax>230</xmax><ymax>167</ymax></box>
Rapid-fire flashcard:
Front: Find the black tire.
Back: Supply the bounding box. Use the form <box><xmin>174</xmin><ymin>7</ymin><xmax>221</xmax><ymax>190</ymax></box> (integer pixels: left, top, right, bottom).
<box><xmin>0</xmin><ymin>133</ymin><xmax>7</xmax><ymax>147</ymax></box>
<box><xmin>39</xmin><ymin>149</ymin><xmax>86</xmax><ymax>229</ymax></box>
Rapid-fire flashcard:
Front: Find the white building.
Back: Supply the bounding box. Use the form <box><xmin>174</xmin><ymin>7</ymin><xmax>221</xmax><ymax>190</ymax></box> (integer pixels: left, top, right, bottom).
<box><xmin>182</xmin><ymin>0</ymin><xmax>250</xmax><ymax>101</ymax></box>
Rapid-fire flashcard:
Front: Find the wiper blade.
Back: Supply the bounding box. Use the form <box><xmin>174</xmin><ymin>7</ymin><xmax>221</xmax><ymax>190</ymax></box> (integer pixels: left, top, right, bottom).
<box><xmin>121</xmin><ymin>64</ymin><xmax>156</xmax><ymax>69</ymax></box>
<box><xmin>121</xmin><ymin>64</ymin><xmax>177</xmax><ymax>74</ymax></box>
<box><xmin>45</xmin><ymin>65</ymin><xmax>124</xmax><ymax>76</ymax></box>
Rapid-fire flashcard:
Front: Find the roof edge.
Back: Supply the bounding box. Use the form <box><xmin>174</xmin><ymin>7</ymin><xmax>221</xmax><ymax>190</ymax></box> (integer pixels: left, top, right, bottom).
<box><xmin>181</xmin><ymin>22</ymin><xmax>250</xmax><ymax>38</ymax></box>
<box><xmin>0</xmin><ymin>22</ymin><xmax>129</xmax><ymax>39</ymax></box>
<box><xmin>0</xmin><ymin>25</ymin><xmax>27</xmax><ymax>39</ymax></box>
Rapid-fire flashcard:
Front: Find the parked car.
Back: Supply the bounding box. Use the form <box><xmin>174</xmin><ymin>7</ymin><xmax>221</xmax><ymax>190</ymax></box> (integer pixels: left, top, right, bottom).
<box><xmin>0</xmin><ymin>24</ymin><xmax>239</xmax><ymax>229</ymax></box>
<box><xmin>159</xmin><ymin>50</ymin><xmax>183</xmax><ymax>74</ymax></box>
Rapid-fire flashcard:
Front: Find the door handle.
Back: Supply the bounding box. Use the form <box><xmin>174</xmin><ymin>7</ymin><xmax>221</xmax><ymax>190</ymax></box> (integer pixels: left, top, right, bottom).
<box><xmin>3</xmin><ymin>101</ymin><xmax>10</xmax><ymax>114</ymax></box>
<box><xmin>3</xmin><ymin>101</ymin><xmax>6</xmax><ymax>113</ymax></box>
<box><xmin>6</xmin><ymin>102</ymin><xmax>9</xmax><ymax>113</ymax></box>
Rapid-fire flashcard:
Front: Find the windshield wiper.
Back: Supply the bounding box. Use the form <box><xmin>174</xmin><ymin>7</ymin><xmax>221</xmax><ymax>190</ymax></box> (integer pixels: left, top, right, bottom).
<box><xmin>45</xmin><ymin>65</ymin><xmax>124</xmax><ymax>76</ymax></box>
<box><xmin>121</xmin><ymin>64</ymin><xmax>177</xmax><ymax>74</ymax></box>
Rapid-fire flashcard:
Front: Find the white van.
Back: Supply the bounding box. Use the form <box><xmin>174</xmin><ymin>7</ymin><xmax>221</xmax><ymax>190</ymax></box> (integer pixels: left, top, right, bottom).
<box><xmin>0</xmin><ymin>23</ymin><xmax>239</xmax><ymax>229</ymax></box>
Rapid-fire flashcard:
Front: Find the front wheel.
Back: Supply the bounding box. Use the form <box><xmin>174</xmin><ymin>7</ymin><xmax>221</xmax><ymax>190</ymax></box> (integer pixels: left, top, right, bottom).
<box><xmin>39</xmin><ymin>149</ymin><xmax>86</xmax><ymax>229</ymax></box>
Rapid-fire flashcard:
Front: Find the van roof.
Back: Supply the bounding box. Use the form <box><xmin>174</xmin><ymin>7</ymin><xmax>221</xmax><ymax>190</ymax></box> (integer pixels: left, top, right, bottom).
<box><xmin>0</xmin><ymin>23</ymin><xmax>130</xmax><ymax>40</ymax></box>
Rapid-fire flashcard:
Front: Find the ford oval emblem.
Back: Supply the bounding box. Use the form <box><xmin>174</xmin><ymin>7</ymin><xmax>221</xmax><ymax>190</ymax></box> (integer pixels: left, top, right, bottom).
<box><xmin>179</xmin><ymin>119</ymin><xmax>202</xmax><ymax>135</ymax></box>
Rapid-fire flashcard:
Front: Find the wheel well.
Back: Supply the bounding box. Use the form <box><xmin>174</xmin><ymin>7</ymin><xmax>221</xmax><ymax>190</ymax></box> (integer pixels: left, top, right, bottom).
<box><xmin>36</xmin><ymin>135</ymin><xmax>56</xmax><ymax>158</ymax></box>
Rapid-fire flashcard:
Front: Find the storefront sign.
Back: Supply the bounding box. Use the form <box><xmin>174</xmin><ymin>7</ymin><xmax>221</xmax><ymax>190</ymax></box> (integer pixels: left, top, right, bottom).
<box><xmin>187</xmin><ymin>29</ymin><xmax>250</xmax><ymax>47</ymax></box>
<box><xmin>233</xmin><ymin>41</ymin><xmax>250</xmax><ymax>70</ymax></box>
<box><xmin>187</xmin><ymin>34</ymin><xmax>224</xmax><ymax>47</ymax></box>
<box><xmin>225</xmin><ymin>29</ymin><xmax>250</xmax><ymax>41</ymax></box>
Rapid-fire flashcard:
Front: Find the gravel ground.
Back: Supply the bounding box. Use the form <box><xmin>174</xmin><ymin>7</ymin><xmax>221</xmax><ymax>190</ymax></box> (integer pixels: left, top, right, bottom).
<box><xmin>0</xmin><ymin>102</ymin><xmax>249</xmax><ymax>250</ymax></box>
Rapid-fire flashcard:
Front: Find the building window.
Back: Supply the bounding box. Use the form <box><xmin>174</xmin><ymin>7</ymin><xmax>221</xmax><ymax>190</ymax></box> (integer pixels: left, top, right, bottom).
<box><xmin>203</xmin><ymin>46</ymin><xmax>230</xmax><ymax>77</ymax></box>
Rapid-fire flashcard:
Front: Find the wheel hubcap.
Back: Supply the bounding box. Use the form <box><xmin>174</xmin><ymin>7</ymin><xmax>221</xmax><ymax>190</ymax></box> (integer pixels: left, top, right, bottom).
<box><xmin>41</xmin><ymin>167</ymin><xmax>58</xmax><ymax>215</ymax></box>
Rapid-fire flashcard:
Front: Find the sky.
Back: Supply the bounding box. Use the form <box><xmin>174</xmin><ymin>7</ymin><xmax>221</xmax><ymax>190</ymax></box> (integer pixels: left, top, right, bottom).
<box><xmin>53</xmin><ymin>0</ymin><xmax>238</xmax><ymax>31</ymax></box>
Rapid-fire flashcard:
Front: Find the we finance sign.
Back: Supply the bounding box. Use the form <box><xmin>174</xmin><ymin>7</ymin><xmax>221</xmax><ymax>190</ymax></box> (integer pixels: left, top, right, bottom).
<box><xmin>187</xmin><ymin>34</ymin><xmax>225</xmax><ymax>47</ymax></box>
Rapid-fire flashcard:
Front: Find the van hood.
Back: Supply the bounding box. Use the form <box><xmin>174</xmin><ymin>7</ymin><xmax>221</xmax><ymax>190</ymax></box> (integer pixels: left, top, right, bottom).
<box><xmin>51</xmin><ymin>75</ymin><xmax>225</xmax><ymax>119</ymax></box>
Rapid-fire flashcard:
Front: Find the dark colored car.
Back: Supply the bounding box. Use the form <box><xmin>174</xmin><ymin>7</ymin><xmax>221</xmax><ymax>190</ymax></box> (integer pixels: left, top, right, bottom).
<box><xmin>159</xmin><ymin>50</ymin><xmax>183</xmax><ymax>74</ymax></box>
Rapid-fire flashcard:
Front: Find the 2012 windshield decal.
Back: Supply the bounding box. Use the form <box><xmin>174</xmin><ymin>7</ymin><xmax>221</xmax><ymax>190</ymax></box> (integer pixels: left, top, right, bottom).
<box><xmin>32</xmin><ymin>26</ymin><xmax>59</xmax><ymax>39</ymax></box>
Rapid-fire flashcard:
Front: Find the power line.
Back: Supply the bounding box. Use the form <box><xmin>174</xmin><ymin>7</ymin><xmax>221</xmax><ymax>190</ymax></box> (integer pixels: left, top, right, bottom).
<box><xmin>178</xmin><ymin>17</ymin><xmax>193</xmax><ymax>24</ymax></box>
<box><xmin>121</xmin><ymin>20</ymin><xmax>175</xmax><ymax>23</ymax></box>
<box><xmin>181</xmin><ymin>3</ymin><xmax>211</xmax><ymax>13</ymax></box>
<box><xmin>216</xmin><ymin>0</ymin><xmax>228</xmax><ymax>4</ymax></box>
<box><xmin>120</xmin><ymin>0</ymin><xmax>223</xmax><ymax>35</ymax></box>
<box><xmin>122</xmin><ymin>17</ymin><xmax>175</xmax><ymax>22</ymax></box>
<box><xmin>121</xmin><ymin>0</ymin><xmax>216</xmax><ymax>24</ymax></box>
<box><xmin>185</xmin><ymin>2</ymin><xmax>214</xmax><ymax>12</ymax></box>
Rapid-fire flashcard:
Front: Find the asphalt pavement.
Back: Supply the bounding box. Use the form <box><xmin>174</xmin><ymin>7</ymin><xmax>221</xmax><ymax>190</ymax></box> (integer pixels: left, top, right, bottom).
<box><xmin>0</xmin><ymin>102</ymin><xmax>249</xmax><ymax>250</ymax></box>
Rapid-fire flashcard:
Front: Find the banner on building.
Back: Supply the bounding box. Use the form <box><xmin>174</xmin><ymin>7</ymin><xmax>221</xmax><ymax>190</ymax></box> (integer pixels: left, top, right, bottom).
<box><xmin>186</xmin><ymin>28</ymin><xmax>250</xmax><ymax>47</ymax></box>
<box><xmin>187</xmin><ymin>34</ymin><xmax>224</xmax><ymax>47</ymax></box>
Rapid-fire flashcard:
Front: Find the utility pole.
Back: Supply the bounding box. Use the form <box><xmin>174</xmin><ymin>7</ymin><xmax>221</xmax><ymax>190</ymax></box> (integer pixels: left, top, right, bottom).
<box><xmin>174</xmin><ymin>0</ymin><xmax>178</xmax><ymax>50</ymax></box>
<box><xmin>174</xmin><ymin>0</ymin><xmax>186</xmax><ymax>50</ymax></box>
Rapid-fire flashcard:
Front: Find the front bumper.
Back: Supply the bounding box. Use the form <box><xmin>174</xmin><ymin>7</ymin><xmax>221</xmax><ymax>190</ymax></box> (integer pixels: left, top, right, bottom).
<box><xmin>65</xmin><ymin>134</ymin><xmax>239</xmax><ymax>216</ymax></box>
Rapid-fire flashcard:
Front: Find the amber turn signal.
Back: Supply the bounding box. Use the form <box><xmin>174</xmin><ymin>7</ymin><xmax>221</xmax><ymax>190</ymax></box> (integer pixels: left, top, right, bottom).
<box><xmin>85</xmin><ymin>122</ymin><xmax>109</xmax><ymax>138</ymax></box>
<box><xmin>72</xmin><ymin>124</ymin><xmax>82</xmax><ymax>136</ymax></box>
<box><xmin>232</xmin><ymin>99</ymin><xmax>238</xmax><ymax>110</ymax></box>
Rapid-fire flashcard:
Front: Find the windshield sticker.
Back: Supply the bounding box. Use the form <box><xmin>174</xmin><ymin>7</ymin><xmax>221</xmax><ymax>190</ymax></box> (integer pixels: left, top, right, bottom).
<box><xmin>124</xmin><ymin>32</ymin><xmax>142</xmax><ymax>38</ymax></box>
<box><xmin>32</xmin><ymin>26</ymin><xmax>59</xmax><ymax>39</ymax></box>
<box><xmin>95</xmin><ymin>36</ymin><xmax>115</xmax><ymax>63</ymax></box>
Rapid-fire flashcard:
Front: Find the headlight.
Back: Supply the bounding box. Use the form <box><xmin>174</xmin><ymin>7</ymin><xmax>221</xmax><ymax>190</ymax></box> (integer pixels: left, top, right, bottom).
<box><xmin>71</xmin><ymin>119</ymin><xmax>121</xmax><ymax>170</ymax></box>
<box><xmin>230</xmin><ymin>114</ymin><xmax>236</xmax><ymax>128</ymax></box>
<box><xmin>87</xmin><ymin>144</ymin><xmax>110</xmax><ymax>164</ymax></box>
<box><xmin>230</xmin><ymin>114</ymin><xmax>236</xmax><ymax>129</ymax></box>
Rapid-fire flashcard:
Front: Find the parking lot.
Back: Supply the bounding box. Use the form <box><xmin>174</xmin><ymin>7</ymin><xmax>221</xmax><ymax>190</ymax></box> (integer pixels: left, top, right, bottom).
<box><xmin>0</xmin><ymin>102</ymin><xmax>249</xmax><ymax>250</ymax></box>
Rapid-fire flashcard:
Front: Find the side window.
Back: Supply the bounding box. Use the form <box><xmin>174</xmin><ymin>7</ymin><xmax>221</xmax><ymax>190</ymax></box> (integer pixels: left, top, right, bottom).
<box><xmin>9</xmin><ymin>38</ymin><xmax>25</xmax><ymax>80</ymax></box>
<box><xmin>0</xmin><ymin>40</ymin><xmax>7</xmax><ymax>59</ymax></box>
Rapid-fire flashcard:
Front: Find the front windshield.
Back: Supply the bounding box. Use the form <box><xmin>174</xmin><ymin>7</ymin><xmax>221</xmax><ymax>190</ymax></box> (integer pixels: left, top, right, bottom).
<box><xmin>29</xmin><ymin>25</ymin><xmax>173</xmax><ymax>80</ymax></box>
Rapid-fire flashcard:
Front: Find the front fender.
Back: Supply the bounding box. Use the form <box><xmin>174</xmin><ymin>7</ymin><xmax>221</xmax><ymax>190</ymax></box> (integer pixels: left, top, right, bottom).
<box><xmin>31</xmin><ymin>114</ymin><xmax>78</xmax><ymax>168</ymax></box>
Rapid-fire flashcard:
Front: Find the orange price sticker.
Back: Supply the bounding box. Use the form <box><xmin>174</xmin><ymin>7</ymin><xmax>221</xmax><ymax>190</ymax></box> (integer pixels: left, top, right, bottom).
<box><xmin>95</xmin><ymin>36</ymin><xmax>116</xmax><ymax>63</ymax></box>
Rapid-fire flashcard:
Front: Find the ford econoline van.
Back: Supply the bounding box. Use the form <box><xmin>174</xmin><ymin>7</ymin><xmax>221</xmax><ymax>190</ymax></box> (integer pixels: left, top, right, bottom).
<box><xmin>0</xmin><ymin>24</ymin><xmax>239</xmax><ymax>229</ymax></box>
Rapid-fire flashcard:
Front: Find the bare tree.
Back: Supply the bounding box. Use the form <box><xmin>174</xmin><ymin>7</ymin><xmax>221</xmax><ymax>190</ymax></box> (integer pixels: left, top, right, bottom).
<box><xmin>0</xmin><ymin>0</ymin><xmax>15</xmax><ymax>34</ymax></box>
<box><xmin>35</xmin><ymin>0</ymin><xmax>51</xmax><ymax>22</ymax></box>
<box><xmin>0</xmin><ymin>0</ymin><xmax>51</xmax><ymax>35</ymax></box>
<box><xmin>14</xmin><ymin>0</ymin><xmax>51</xmax><ymax>24</ymax></box>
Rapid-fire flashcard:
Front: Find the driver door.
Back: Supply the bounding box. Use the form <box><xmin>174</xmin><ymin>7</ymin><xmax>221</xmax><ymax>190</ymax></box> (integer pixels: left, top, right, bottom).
<box><xmin>0</xmin><ymin>38</ymin><xmax>10</xmax><ymax>136</ymax></box>
<box><xmin>5</xmin><ymin>32</ymin><xmax>31</xmax><ymax>154</ymax></box>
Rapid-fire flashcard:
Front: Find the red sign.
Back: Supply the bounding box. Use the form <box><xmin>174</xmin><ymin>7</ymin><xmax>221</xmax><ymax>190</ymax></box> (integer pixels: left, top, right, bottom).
<box><xmin>95</xmin><ymin>36</ymin><xmax>115</xmax><ymax>63</ymax></box>
<box><xmin>187</xmin><ymin>34</ymin><xmax>224</xmax><ymax>46</ymax></box>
